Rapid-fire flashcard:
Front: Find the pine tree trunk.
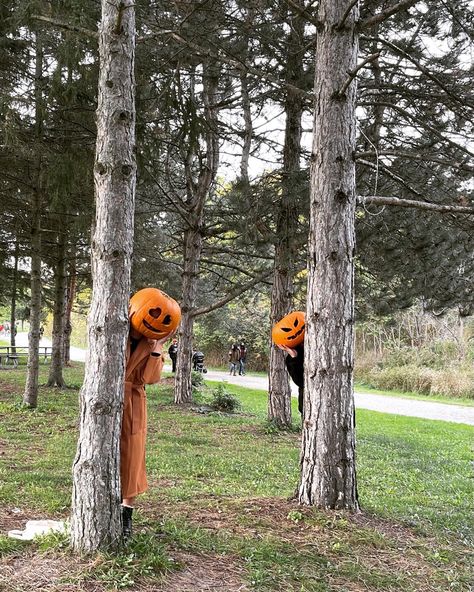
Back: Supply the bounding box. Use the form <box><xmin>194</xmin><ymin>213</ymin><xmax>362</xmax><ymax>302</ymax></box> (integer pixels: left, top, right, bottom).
<box><xmin>47</xmin><ymin>230</ymin><xmax>67</xmax><ymax>387</ymax></box>
<box><xmin>23</xmin><ymin>31</ymin><xmax>44</xmax><ymax>409</ymax></box>
<box><xmin>63</xmin><ymin>257</ymin><xmax>77</xmax><ymax>366</ymax></box>
<box><xmin>174</xmin><ymin>63</ymin><xmax>219</xmax><ymax>405</ymax></box>
<box><xmin>23</xmin><ymin>196</ymin><xmax>42</xmax><ymax>408</ymax></box>
<box><xmin>174</xmin><ymin>227</ymin><xmax>202</xmax><ymax>404</ymax></box>
<box><xmin>268</xmin><ymin>263</ymin><xmax>293</xmax><ymax>425</ymax></box>
<box><xmin>298</xmin><ymin>0</ymin><xmax>359</xmax><ymax>511</ymax></box>
<box><xmin>268</xmin><ymin>2</ymin><xmax>304</xmax><ymax>427</ymax></box>
<box><xmin>71</xmin><ymin>0</ymin><xmax>136</xmax><ymax>553</ymax></box>
<box><xmin>10</xmin><ymin>235</ymin><xmax>19</xmax><ymax>349</ymax></box>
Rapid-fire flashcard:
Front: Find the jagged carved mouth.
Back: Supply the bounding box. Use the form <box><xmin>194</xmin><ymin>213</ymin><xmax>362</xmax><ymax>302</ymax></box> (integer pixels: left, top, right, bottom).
<box><xmin>286</xmin><ymin>325</ymin><xmax>305</xmax><ymax>341</ymax></box>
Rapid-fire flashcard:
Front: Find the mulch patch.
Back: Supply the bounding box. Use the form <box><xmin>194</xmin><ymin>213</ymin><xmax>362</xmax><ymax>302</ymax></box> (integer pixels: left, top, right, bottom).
<box><xmin>0</xmin><ymin>550</ymin><xmax>107</xmax><ymax>592</ymax></box>
<box><xmin>141</xmin><ymin>495</ymin><xmax>452</xmax><ymax>591</ymax></box>
<box><xmin>154</xmin><ymin>551</ymin><xmax>249</xmax><ymax>592</ymax></box>
<box><xmin>0</xmin><ymin>381</ymin><xmax>21</xmax><ymax>399</ymax></box>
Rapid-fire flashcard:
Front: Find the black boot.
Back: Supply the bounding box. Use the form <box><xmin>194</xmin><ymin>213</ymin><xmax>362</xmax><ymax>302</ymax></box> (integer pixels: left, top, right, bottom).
<box><xmin>122</xmin><ymin>505</ymin><xmax>133</xmax><ymax>540</ymax></box>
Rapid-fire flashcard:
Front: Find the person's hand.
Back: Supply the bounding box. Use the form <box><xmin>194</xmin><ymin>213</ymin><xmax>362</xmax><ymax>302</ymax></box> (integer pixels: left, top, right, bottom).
<box><xmin>155</xmin><ymin>328</ymin><xmax>177</xmax><ymax>348</ymax></box>
<box><xmin>276</xmin><ymin>344</ymin><xmax>298</xmax><ymax>358</ymax></box>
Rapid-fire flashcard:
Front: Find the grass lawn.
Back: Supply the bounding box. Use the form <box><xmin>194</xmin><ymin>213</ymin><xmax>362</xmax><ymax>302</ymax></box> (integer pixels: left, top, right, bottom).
<box><xmin>0</xmin><ymin>365</ymin><xmax>473</xmax><ymax>592</ymax></box>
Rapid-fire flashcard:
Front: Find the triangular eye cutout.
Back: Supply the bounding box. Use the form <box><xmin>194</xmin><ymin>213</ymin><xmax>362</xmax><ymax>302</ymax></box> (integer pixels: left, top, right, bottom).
<box><xmin>294</xmin><ymin>318</ymin><xmax>299</xmax><ymax>327</ymax></box>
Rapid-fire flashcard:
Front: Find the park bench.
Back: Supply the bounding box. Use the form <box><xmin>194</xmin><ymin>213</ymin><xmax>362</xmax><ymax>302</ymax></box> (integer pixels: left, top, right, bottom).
<box><xmin>0</xmin><ymin>347</ymin><xmax>53</xmax><ymax>369</ymax></box>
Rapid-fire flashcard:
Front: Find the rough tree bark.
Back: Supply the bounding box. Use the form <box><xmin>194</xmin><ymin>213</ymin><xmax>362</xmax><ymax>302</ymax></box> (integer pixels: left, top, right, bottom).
<box><xmin>23</xmin><ymin>30</ymin><xmax>44</xmax><ymax>409</ymax></box>
<box><xmin>47</xmin><ymin>230</ymin><xmax>67</xmax><ymax>387</ymax></box>
<box><xmin>71</xmin><ymin>0</ymin><xmax>136</xmax><ymax>552</ymax></box>
<box><xmin>174</xmin><ymin>63</ymin><xmax>219</xmax><ymax>405</ymax></box>
<box><xmin>298</xmin><ymin>0</ymin><xmax>359</xmax><ymax>510</ymax></box>
<box><xmin>268</xmin><ymin>0</ymin><xmax>305</xmax><ymax>427</ymax></box>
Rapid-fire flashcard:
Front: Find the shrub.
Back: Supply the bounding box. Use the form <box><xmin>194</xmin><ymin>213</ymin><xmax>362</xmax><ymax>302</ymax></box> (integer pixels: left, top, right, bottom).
<box><xmin>357</xmin><ymin>363</ymin><xmax>474</xmax><ymax>399</ymax></box>
<box><xmin>208</xmin><ymin>383</ymin><xmax>241</xmax><ymax>413</ymax></box>
<box><xmin>430</xmin><ymin>368</ymin><xmax>474</xmax><ymax>399</ymax></box>
<box><xmin>191</xmin><ymin>371</ymin><xmax>204</xmax><ymax>389</ymax></box>
<box><xmin>365</xmin><ymin>365</ymin><xmax>434</xmax><ymax>394</ymax></box>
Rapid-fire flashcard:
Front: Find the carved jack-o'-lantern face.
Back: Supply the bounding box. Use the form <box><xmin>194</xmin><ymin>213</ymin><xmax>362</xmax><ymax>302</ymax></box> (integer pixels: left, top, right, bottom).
<box><xmin>271</xmin><ymin>311</ymin><xmax>305</xmax><ymax>348</ymax></box>
<box><xmin>129</xmin><ymin>288</ymin><xmax>181</xmax><ymax>339</ymax></box>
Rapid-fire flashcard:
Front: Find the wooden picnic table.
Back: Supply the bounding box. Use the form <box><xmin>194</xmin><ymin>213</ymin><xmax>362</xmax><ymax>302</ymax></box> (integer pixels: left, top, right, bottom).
<box><xmin>0</xmin><ymin>346</ymin><xmax>53</xmax><ymax>369</ymax></box>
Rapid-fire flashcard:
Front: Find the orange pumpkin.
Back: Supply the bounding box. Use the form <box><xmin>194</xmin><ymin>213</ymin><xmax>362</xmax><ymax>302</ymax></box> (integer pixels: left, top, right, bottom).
<box><xmin>271</xmin><ymin>311</ymin><xmax>305</xmax><ymax>347</ymax></box>
<box><xmin>129</xmin><ymin>288</ymin><xmax>181</xmax><ymax>339</ymax></box>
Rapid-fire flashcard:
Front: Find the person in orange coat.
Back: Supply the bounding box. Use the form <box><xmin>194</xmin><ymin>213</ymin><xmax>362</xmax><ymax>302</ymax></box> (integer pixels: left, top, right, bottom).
<box><xmin>121</xmin><ymin>288</ymin><xmax>181</xmax><ymax>539</ymax></box>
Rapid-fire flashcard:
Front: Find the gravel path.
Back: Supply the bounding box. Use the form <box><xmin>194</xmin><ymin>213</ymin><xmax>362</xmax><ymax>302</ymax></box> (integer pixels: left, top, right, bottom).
<box><xmin>192</xmin><ymin>370</ymin><xmax>474</xmax><ymax>426</ymax></box>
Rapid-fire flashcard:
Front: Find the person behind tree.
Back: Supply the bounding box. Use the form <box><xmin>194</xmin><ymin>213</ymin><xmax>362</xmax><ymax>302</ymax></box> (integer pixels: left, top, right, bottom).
<box><xmin>228</xmin><ymin>343</ymin><xmax>240</xmax><ymax>376</ymax></box>
<box><xmin>238</xmin><ymin>342</ymin><xmax>247</xmax><ymax>375</ymax></box>
<box><xmin>168</xmin><ymin>338</ymin><xmax>178</xmax><ymax>372</ymax></box>
<box><xmin>272</xmin><ymin>311</ymin><xmax>305</xmax><ymax>418</ymax></box>
<box><xmin>121</xmin><ymin>287</ymin><xmax>181</xmax><ymax>539</ymax></box>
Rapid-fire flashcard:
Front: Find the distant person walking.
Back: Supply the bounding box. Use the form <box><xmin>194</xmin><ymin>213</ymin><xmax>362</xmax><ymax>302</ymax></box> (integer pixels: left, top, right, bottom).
<box><xmin>228</xmin><ymin>344</ymin><xmax>240</xmax><ymax>376</ymax></box>
<box><xmin>238</xmin><ymin>342</ymin><xmax>247</xmax><ymax>375</ymax></box>
<box><xmin>168</xmin><ymin>338</ymin><xmax>178</xmax><ymax>372</ymax></box>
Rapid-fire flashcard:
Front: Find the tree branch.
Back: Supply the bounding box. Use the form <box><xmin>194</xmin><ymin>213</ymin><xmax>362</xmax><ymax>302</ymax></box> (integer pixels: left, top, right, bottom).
<box><xmin>282</xmin><ymin>0</ymin><xmax>320</xmax><ymax>27</ymax></box>
<box><xmin>338</xmin><ymin>0</ymin><xmax>360</xmax><ymax>29</ymax></box>
<box><xmin>357</xmin><ymin>195</ymin><xmax>474</xmax><ymax>214</ymax></box>
<box><xmin>336</xmin><ymin>53</ymin><xmax>380</xmax><ymax>98</ymax></box>
<box><xmin>362</xmin><ymin>35</ymin><xmax>473</xmax><ymax>110</ymax></box>
<box><xmin>191</xmin><ymin>269</ymin><xmax>272</xmax><ymax>317</ymax></box>
<box><xmin>358</xmin><ymin>158</ymin><xmax>423</xmax><ymax>197</ymax></box>
<box><xmin>164</xmin><ymin>31</ymin><xmax>311</xmax><ymax>99</ymax></box>
<box><xmin>360</xmin><ymin>0</ymin><xmax>420</xmax><ymax>30</ymax></box>
<box><xmin>356</xmin><ymin>150</ymin><xmax>474</xmax><ymax>173</ymax></box>
<box><xmin>31</xmin><ymin>14</ymin><xmax>98</xmax><ymax>39</ymax></box>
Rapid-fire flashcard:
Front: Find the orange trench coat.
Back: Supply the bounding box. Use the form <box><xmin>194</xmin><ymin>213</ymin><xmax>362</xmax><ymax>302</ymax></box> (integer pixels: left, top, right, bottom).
<box><xmin>120</xmin><ymin>336</ymin><xmax>164</xmax><ymax>499</ymax></box>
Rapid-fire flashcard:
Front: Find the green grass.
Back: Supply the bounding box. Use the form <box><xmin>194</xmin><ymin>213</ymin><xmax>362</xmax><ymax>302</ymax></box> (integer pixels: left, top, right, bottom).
<box><xmin>0</xmin><ymin>365</ymin><xmax>473</xmax><ymax>591</ymax></box>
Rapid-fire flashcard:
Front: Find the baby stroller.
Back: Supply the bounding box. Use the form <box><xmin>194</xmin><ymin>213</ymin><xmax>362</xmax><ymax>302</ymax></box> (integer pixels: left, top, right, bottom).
<box><xmin>192</xmin><ymin>351</ymin><xmax>207</xmax><ymax>373</ymax></box>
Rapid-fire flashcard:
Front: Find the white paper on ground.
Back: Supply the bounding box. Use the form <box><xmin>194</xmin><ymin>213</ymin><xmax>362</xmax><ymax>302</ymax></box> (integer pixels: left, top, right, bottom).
<box><xmin>8</xmin><ymin>519</ymin><xmax>67</xmax><ymax>540</ymax></box>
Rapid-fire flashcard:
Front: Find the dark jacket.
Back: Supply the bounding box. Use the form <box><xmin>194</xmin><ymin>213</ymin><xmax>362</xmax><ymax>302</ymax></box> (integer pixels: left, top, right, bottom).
<box><xmin>284</xmin><ymin>343</ymin><xmax>304</xmax><ymax>416</ymax></box>
<box><xmin>168</xmin><ymin>343</ymin><xmax>178</xmax><ymax>359</ymax></box>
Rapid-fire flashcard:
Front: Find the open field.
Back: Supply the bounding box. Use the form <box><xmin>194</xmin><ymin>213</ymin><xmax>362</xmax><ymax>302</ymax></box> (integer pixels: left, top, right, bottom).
<box><xmin>0</xmin><ymin>365</ymin><xmax>473</xmax><ymax>591</ymax></box>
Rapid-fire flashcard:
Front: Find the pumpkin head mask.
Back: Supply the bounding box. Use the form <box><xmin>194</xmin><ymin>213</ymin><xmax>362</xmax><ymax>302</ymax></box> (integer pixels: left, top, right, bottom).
<box><xmin>129</xmin><ymin>288</ymin><xmax>181</xmax><ymax>339</ymax></box>
<box><xmin>271</xmin><ymin>311</ymin><xmax>305</xmax><ymax>348</ymax></box>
